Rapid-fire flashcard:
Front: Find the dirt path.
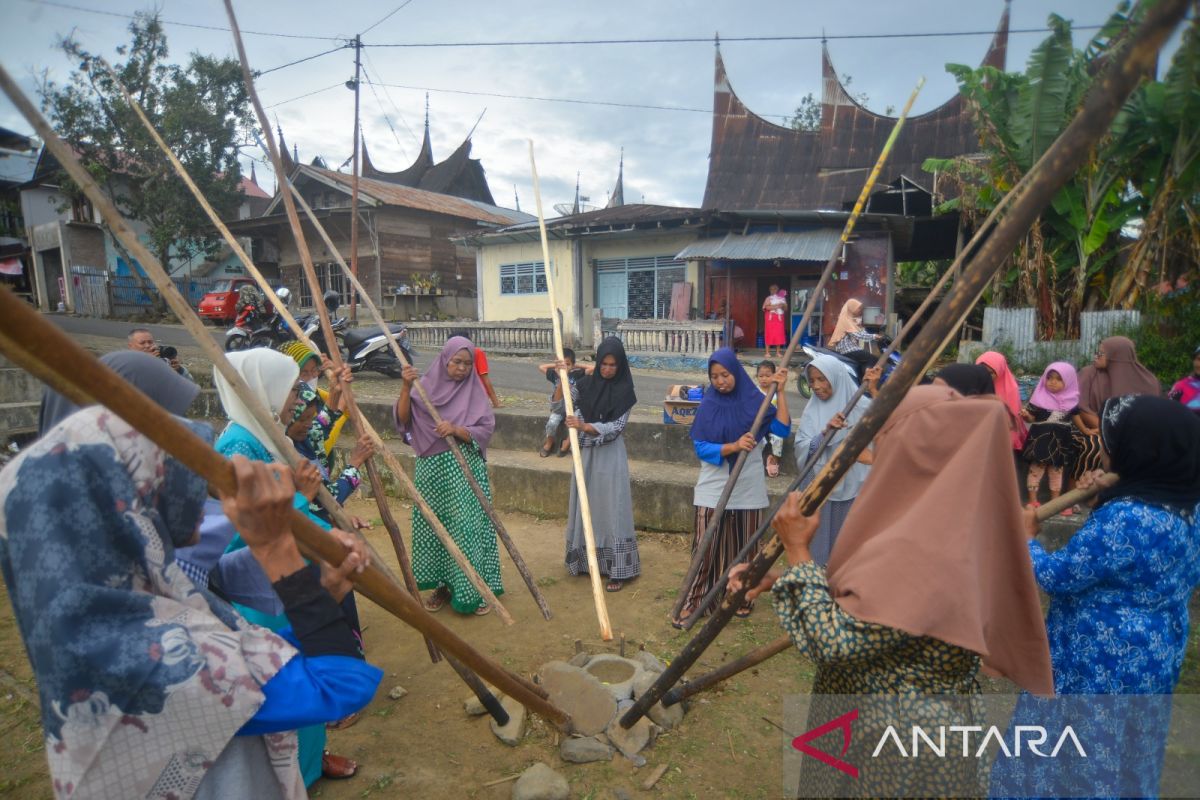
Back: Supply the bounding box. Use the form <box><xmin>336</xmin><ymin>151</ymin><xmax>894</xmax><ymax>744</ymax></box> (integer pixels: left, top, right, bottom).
<box><xmin>0</xmin><ymin>499</ymin><xmax>814</xmax><ymax>799</ymax></box>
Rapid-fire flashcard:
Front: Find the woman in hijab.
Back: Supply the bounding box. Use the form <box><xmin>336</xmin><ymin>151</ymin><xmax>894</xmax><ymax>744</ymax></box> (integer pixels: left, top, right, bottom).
<box><xmin>38</xmin><ymin>350</ymin><xmax>199</xmax><ymax>435</ymax></box>
<box><xmin>675</xmin><ymin>348</ymin><xmax>790</xmax><ymax>625</ymax></box>
<box><xmin>933</xmin><ymin>363</ymin><xmax>995</xmax><ymax>396</ymax></box>
<box><xmin>976</xmin><ymin>350</ymin><xmax>1028</xmax><ymax>453</ymax></box>
<box><xmin>827</xmin><ymin>298</ymin><xmax>877</xmax><ymax>355</ymax></box>
<box><xmin>732</xmin><ymin>386</ymin><xmax>1054</xmax><ymax>798</ymax></box>
<box><xmin>0</xmin><ymin>408</ymin><xmax>380</xmax><ymax>800</ymax></box>
<box><xmin>559</xmin><ymin>337</ymin><xmax>640</xmax><ymax>591</ymax></box>
<box><xmin>211</xmin><ymin>349</ymin><xmax>357</xmax><ymax>783</ymax></box>
<box><xmin>394</xmin><ymin>336</ymin><xmax>501</xmax><ymax>616</ymax></box>
<box><xmin>793</xmin><ymin>353</ymin><xmax>872</xmax><ymax>566</ymax></box>
<box><xmin>995</xmin><ymin>395</ymin><xmax>1200</xmax><ymax>798</ymax></box>
<box><xmin>280</xmin><ymin>341</ymin><xmax>352</xmax><ymax>472</ymax></box>
<box><xmin>1072</xmin><ymin>335</ymin><xmax>1162</xmax><ymax>483</ymax></box>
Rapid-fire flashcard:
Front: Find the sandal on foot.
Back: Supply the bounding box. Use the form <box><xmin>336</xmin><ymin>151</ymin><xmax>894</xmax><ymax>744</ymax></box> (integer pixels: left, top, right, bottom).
<box><xmin>539</xmin><ymin>445</ymin><xmax>553</xmax><ymax>458</ymax></box>
<box><xmin>322</xmin><ymin>752</ymin><xmax>358</xmax><ymax>780</ymax></box>
<box><xmin>473</xmin><ymin>604</ymin><xmax>492</xmax><ymax>617</ymax></box>
<box><xmin>558</xmin><ymin>443</ymin><xmax>571</xmax><ymax>458</ymax></box>
<box><xmin>735</xmin><ymin>606</ymin><xmax>753</xmax><ymax>619</ymax></box>
<box><xmin>326</xmin><ymin>711</ymin><xmax>362</xmax><ymax>731</ymax></box>
<box><xmin>606</xmin><ymin>579</ymin><xmax>623</xmax><ymax>593</ymax></box>
<box><xmin>766</xmin><ymin>458</ymin><xmax>780</xmax><ymax>478</ymax></box>
<box><xmin>423</xmin><ymin>587</ymin><xmax>449</xmax><ymax>612</ymax></box>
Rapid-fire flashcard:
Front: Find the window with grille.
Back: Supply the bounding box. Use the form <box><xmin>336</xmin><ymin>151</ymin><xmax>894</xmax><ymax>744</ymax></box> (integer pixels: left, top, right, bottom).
<box><xmin>296</xmin><ymin>263</ymin><xmax>353</xmax><ymax>308</ymax></box>
<box><xmin>499</xmin><ymin>261</ymin><xmax>548</xmax><ymax>295</ymax></box>
<box><xmin>593</xmin><ymin>255</ymin><xmax>685</xmax><ymax>319</ymax></box>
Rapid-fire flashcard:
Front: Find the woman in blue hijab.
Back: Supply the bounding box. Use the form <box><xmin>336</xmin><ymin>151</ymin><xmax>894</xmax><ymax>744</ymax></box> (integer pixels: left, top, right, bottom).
<box><xmin>675</xmin><ymin>348</ymin><xmax>790</xmax><ymax>626</ymax></box>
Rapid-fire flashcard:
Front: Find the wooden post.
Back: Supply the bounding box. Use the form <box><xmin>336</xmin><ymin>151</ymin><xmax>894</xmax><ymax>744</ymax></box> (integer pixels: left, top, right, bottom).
<box><xmin>0</xmin><ymin>286</ymin><xmax>568</xmax><ymax>730</ymax></box>
<box><xmin>621</xmin><ymin>0</ymin><xmax>1187</xmax><ymax>727</ymax></box>
<box><xmin>529</xmin><ymin>141</ymin><xmax>612</xmax><ymax>640</ymax></box>
<box><xmin>222</xmin><ymin>0</ymin><xmax>512</xmax><ymax>623</ymax></box>
<box><xmin>287</xmin><ymin>184</ymin><xmax>552</xmax><ymax>619</ymax></box>
<box><xmin>670</xmin><ymin>78</ymin><xmax>925</xmax><ymax>625</ymax></box>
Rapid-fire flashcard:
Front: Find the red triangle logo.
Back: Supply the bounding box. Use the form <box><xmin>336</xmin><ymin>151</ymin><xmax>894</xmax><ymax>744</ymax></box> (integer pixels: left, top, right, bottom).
<box><xmin>791</xmin><ymin>708</ymin><xmax>859</xmax><ymax>778</ymax></box>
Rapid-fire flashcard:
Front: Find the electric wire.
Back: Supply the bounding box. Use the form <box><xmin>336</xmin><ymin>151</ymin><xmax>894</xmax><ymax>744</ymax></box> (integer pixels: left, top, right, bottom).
<box><xmin>361</xmin><ymin>0</ymin><xmax>417</xmax><ymax>36</ymax></box>
<box><xmin>24</xmin><ymin>0</ymin><xmax>344</xmax><ymax>41</ymax></box>
<box><xmin>359</xmin><ymin>64</ymin><xmax>414</xmax><ymax>160</ymax></box>
<box><xmin>264</xmin><ymin>82</ymin><xmax>343</xmax><ymax>109</ymax></box>
<box><xmin>257</xmin><ymin>44</ymin><xmax>351</xmax><ymax>77</ymax></box>
<box><xmin>363</xmin><ymin>49</ymin><xmax>420</xmax><ymax>149</ymax></box>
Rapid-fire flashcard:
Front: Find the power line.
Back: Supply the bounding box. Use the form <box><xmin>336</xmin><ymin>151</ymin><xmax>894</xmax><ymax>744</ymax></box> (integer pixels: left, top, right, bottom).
<box><xmin>360</xmin><ymin>64</ymin><xmax>413</xmax><ymax>160</ymax></box>
<box><xmin>370</xmin><ymin>80</ymin><xmax>773</xmax><ymax>116</ymax></box>
<box><xmin>364</xmin><ymin>24</ymin><xmax>1108</xmax><ymax>48</ymax></box>
<box><xmin>264</xmin><ymin>83</ymin><xmax>343</xmax><ymax>109</ymax></box>
<box><xmin>361</xmin><ymin>0</ymin><xmax>417</xmax><ymax>36</ymax></box>
<box><xmin>257</xmin><ymin>44</ymin><xmax>351</xmax><ymax>77</ymax></box>
<box><xmin>25</xmin><ymin>0</ymin><xmax>344</xmax><ymax>41</ymax></box>
<box><xmin>363</xmin><ymin>49</ymin><xmax>420</xmax><ymax>147</ymax></box>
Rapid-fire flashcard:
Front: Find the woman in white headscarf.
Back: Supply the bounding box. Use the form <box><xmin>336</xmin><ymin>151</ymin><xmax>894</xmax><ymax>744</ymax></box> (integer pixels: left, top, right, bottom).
<box><xmin>793</xmin><ymin>353</ymin><xmax>874</xmax><ymax>564</ymax></box>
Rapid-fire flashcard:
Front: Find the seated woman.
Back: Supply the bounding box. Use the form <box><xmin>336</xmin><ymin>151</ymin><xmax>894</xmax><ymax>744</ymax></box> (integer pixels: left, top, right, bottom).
<box><xmin>0</xmin><ymin>408</ymin><xmax>381</xmax><ymax>800</ymax></box>
<box><xmin>733</xmin><ymin>386</ymin><xmax>1053</xmax><ymax>798</ymax></box>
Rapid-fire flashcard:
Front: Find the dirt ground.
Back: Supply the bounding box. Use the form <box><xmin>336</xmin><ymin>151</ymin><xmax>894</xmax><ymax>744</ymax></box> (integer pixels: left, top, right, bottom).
<box><xmin>0</xmin><ymin>497</ymin><xmax>824</xmax><ymax>799</ymax></box>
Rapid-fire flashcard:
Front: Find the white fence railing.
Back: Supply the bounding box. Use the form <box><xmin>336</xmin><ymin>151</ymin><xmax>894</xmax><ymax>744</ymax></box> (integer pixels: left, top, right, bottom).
<box><xmin>404</xmin><ymin>319</ymin><xmax>554</xmax><ymax>353</ymax></box>
<box><xmin>615</xmin><ymin>318</ymin><xmax>725</xmax><ymax>356</ymax></box>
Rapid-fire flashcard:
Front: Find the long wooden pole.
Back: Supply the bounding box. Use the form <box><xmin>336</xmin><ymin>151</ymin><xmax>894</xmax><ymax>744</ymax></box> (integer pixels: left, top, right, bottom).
<box><xmin>670</xmin><ymin>78</ymin><xmax>924</xmax><ymax>623</ymax></box>
<box><xmin>286</xmin><ymin>183</ymin><xmax>552</xmax><ymax>619</ymax></box>
<box><xmin>222</xmin><ymin>0</ymin><xmax>512</xmax><ymax>624</ymax></box>
<box><xmin>663</xmin><ymin>472</ymin><xmax>1122</xmax><ymax>704</ymax></box>
<box><xmin>0</xmin><ymin>286</ymin><xmax>567</xmax><ymax>729</ymax></box>
<box><xmin>94</xmin><ymin>61</ymin><xmax>507</xmax><ymax>624</ymax></box>
<box><xmin>0</xmin><ymin>62</ymin><xmax>377</xmax><ymax>551</ymax></box>
<box><xmin>679</xmin><ymin>188</ymin><xmax>1018</xmax><ymax>627</ymax></box>
<box><xmin>529</xmin><ymin>142</ymin><xmax>612</xmax><ymax>640</ymax></box>
<box><xmin>622</xmin><ymin>0</ymin><xmax>1186</xmax><ymax>728</ymax></box>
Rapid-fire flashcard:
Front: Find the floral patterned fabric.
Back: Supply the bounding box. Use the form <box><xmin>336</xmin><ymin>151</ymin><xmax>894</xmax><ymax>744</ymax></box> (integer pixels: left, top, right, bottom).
<box><xmin>0</xmin><ymin>409</ymin><xmax>304</xmax><ymax>800</ymax></box>
<box><xmin>1029</xmin><ymin>498</ymin><xmax>1200</xmax><ymax>694</ymax></box>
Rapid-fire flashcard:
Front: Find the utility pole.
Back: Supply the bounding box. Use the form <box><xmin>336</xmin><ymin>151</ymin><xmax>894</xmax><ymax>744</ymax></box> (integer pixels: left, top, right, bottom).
<box><xmin>349</xmin><ymin>34</ymin><xmax>362</xmax><ymax>322</ymax></box>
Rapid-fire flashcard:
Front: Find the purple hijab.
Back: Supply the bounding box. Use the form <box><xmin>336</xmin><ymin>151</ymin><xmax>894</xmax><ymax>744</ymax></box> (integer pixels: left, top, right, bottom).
<box><xmin>1029</xmin><ymin>361</ymin><xmax>1080</xmax><ymax>412</ymax></box>
<box><xmin>399</xmin><ymin>336</ymin><xmax>495</xmax><ymax>458</ymax></box>
<box><xmin>690</xmin><ymin>348</ymin><xmax>776</xmax><ymax>461</ymax></box>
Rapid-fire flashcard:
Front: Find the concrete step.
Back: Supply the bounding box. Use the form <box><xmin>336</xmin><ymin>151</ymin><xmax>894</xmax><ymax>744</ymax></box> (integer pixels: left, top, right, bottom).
<box><xmin>0</xmin><ymin>368</ymin><xmax>44</xmax><ymax>405</ymax></box>
<box><xmin>0</xmin><ymin>402</ymin><xmax>39</xmax><ymax>437</ymax></box>
<box><xmin>354</xmin><ymin>399</ymin><xmax>804</xmax><ymax>475</ymax></box>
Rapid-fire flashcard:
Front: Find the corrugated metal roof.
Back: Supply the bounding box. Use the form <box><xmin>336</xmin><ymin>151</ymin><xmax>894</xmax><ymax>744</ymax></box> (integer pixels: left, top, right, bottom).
<box><xmin>676</xmin><ymin>229</ymin><xmax>843</xmax><ymax>262</ymax></box>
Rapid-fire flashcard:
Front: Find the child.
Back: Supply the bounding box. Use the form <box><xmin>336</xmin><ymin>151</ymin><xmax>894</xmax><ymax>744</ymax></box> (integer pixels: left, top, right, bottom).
<box><xmin>538</xmin><ymin>348</ymin><xmax>584</xmax><ymax>457</ymax></box>
<box><xmin>450</xmin><ymin>329</ymin><xmax>501</xmax><ymax>407</ymax></box>
<box><xmin>756</xmin><ymin>359</ymin><xmax>785</xmax><ymax>477</ymax></box>
<box><xmin>1020</xmin><ymin>362</ymin><xmax>1087</xmax><ymax>514</ymax></box>
<box><xmin>1167</xmin><ymin>344</ymin><xmax>1200</xmax><ymax>417</ymax></box>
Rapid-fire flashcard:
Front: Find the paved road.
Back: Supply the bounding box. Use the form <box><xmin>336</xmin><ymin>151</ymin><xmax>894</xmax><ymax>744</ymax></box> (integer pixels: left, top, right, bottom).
<box><xmin>44</xmin><ymin>314</ymin><xmax>807</xmax><ymax>415</ymax></box>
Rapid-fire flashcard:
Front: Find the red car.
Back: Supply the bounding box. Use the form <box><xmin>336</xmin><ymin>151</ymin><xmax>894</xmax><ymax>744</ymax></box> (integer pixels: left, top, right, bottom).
<box><xmin>198</xmin><ymin>277</ymin><xmax>257</xmax><ymax>324</ymax></box>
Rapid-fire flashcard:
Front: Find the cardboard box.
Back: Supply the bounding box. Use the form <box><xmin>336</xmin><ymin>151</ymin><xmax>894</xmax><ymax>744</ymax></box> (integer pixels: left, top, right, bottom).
<box><xmin>663</xmin><ymin>400</ymin><xmax>701</xmax><ymax>425</ymax></box>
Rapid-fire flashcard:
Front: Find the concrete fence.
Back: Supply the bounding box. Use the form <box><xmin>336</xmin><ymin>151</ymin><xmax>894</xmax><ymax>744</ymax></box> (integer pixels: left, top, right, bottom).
<box><xmin>404</xmin><ymin>319</ymin><xmax>554</xmax><ymax>354</ymax></box>
<box><xmin>615</xmin><ymin>318</ymin><xmax>725</xmax><ymax>356</ymax></box>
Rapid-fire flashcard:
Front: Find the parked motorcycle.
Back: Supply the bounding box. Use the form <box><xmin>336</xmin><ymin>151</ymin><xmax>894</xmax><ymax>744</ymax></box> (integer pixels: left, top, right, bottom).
<box><xmin>224</xmin><ymin>287</ymin><xmax>294</xmax><ymax>352</ymax></box>
<box><xmin>344</xmin><ymin>322</ymin><xmax>415</xmax><ymax>378</ymax></box>
<box><xmin>794</xmin><ymin>333</ymin><xmax>901</xmax><ymax>398</ymax></box>
<box><xmin>298</xmin><ymin>290</ymin><xmax>350</xmax><ymax>360</ymax></box>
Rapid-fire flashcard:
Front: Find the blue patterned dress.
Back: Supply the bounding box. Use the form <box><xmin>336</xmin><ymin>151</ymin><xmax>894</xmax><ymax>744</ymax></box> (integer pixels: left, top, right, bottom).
<box><xmin>1030</xmin><ymin>499</ymin><xmax>1200</xmax><ymax>694</ymax></box>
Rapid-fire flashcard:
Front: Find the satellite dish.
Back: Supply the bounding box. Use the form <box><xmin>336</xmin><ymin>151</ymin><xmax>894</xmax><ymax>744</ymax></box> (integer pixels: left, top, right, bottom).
<box><xmin>552</xmin><ymin>202</ymin><xmax>601</xmax><ymax>216</ymax></box>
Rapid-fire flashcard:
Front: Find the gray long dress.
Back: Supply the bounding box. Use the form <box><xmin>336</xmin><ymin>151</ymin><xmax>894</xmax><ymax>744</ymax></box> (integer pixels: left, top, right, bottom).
<box><xmin>563</xmin><ymin>409</ymin><xmax>641</xmax><ymax>580</ymax></box>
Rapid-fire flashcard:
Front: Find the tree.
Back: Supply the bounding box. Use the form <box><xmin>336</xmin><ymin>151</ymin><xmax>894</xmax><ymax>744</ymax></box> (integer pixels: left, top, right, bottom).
<box><xmin>41</xmin><ymin>13</ymin><xmax>253</xmax><ymax>300</ymax></box>
<box><xmin>923</xmin><ymin>5</ymin><xmax>1198</xmax><ymax>336</ymax></box>
<box><xmin>784</xmin><ymin>74</ymin><xmax>894</xmax><ymax>131</ymax></box>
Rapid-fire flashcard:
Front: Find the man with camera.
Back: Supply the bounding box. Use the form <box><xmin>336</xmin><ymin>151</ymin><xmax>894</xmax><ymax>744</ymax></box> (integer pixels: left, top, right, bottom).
<box><xmin>127</xmin><ymin>327</ymin><xmax>193</xmax><ymax>381</ymax></box>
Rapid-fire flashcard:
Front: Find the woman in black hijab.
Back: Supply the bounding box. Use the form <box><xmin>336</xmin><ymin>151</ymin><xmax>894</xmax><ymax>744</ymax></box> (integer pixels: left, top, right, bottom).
<box><xmin>934</xmin><ymin>363</ymin><xmax>996</xmax><ymax>397</ymax></box>
<box><xmin>560</xmin><ymin>337</ymin><xmax>640</xmax><ymax>590</ymax></box>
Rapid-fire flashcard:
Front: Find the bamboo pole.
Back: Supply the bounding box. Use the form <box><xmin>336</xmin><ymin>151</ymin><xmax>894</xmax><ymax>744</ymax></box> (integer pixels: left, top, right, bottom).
<box><xmin>661</xmin><ymin>472</ymin><xmax>1122</xmax><ymax>704</ymax></box>
<box><xmin>286</xmin><ymin>183</ymin><xmax>552</xmax><ymax>619</ymax></box>
<box><xmin>679</xmin><ymin>189</ymin><xmax>1020</xmax><ymax>627</ymax></box>
<box><xmin>670</xmin><ymin>78</ymin><xmax>925</xmax><ymax>624</ymax></box>
<box><xmin>0</xmin><ymin>62</ymin><xmax>380</xmax><ymax>553</ymax></box>
<box><xmin>621</xmin><ymin>0</ymin><xmax>1187</xmax><ymax>728</ymax></box>
<box><xmin>528</xmin><ymin>141</ymin><xmax>612</xmax><ymax>640</ymax></box>
<box><xmin>77</xmin><ymin>59</ymin><xmax>507</xmax><ymax>622</ymax></box>
<box><xmin>0</xmin><ymin>286</ymin><xmax>568</xmax><ymax>729</ymax></box>
<box><xmin>221</xmin><ymin>0</ymin><xmax>511</xmax><ymax>624</ymax></box>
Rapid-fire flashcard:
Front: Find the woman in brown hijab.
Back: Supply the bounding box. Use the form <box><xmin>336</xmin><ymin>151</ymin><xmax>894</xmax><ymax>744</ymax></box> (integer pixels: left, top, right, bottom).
<box><xmin>1071</xmin><ymin>335</ymin><xmax>1161</xmax><ymax>483</ymax></box>
<box><xmin>732</xmin><ymin>386</ymin><xmax>1053</xmax><ymax>797</ymax></box>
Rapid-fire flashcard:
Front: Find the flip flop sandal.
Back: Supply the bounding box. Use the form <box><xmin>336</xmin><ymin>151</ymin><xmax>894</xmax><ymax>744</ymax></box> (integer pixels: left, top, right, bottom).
<box><xmin>558</xmin><ymin>444</ymin><xmax>571</xmax><ymax>458</ymax></box>
<box><xmin>473</xmin><ymin>604</ymin><xmax>492</xmax><ymax>616</ymax></box>
<box><xmin>423</xmin><ymin>587</ymin><xmax>449</xmax><ymax>613</ymax></box>
<box><xmin>322</xmin><ymin>752</ymin><xmax>358</xmax><ymax>780</ymax></box>
<box><xmin>539</xmin><ymin>441</ymin><xmax>554</xmax><ymax>458</ymax></box>
<box><xmin>606</xmin><ymin>580</ymin><xmax>623</xmax><ymax>593</ymax></box>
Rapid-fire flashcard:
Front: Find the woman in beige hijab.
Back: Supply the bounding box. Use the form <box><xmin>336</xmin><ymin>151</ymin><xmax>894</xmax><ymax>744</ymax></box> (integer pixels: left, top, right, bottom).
<box><xmin>732</xmin><ymin>386</ymin><xmax>1053</xmax><ymax>796</ymax></box>
<box><xmin>827</xmin><ymin>298</ymin><xmax>878</xmax><ymax>354</ymax></box>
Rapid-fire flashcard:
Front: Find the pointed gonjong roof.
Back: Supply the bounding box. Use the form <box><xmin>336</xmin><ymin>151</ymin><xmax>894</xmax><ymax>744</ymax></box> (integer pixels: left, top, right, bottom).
<box><xmin>606</xmin><ymin>148</ymin><xmax>625</xmax><ymax>208</ymax></box>
<box><xmin>702</xmin><ymin>4</ymin><xmax>1009</xmax><ymax>212</ymax></box>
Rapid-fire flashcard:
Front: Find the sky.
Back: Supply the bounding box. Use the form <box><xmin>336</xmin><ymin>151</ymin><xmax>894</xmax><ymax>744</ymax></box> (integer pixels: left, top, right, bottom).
<box><xmin>1</xmin><ymin>0</ymin><xmax>1186</xmax><ymax>213</ymax></box>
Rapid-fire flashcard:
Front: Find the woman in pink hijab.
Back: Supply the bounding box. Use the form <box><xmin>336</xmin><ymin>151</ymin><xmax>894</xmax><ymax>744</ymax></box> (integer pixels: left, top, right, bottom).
<box><xmin>976</xmin><ymin>351</ymin><xmax>1027</xmax><ymax>451</ymax></box>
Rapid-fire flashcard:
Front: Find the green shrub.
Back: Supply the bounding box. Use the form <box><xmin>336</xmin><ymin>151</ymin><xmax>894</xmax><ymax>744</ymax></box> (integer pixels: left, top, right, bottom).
<box><xmin>1122</xmin><ymin>285</ymin><xmax>1200</xmax><ymax>386</ymax></box>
